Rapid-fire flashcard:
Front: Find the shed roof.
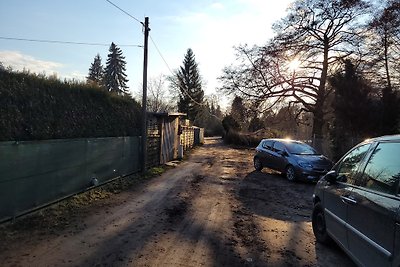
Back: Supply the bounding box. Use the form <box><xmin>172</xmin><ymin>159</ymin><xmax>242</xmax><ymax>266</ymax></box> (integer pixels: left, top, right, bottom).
<box><xmin>147</xmin><ymin>112</ymin><xmax>187</xmax><ymax>118</ymax></box>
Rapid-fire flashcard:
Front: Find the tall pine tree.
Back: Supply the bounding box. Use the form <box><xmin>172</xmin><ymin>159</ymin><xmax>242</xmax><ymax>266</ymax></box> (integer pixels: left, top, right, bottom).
<box><xmin>172</xmin><ymin>48</ymin><xmax>204</xmax><ymax>121</ymax></box>
<box><xmin>104</xmin><ymin>42</ymin><xmax>129</xmax><ymax>95</ymax></box>
<box><xmin>87</xmin><ymin>53</ymin><xmax>104</xmax><ymax>87</ymax></box>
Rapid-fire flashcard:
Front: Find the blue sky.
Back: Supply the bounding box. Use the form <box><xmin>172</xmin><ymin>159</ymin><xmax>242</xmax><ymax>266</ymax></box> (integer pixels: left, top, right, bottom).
<box><xmin>0</xmin><ymin>0</ymin><xmax>292</xmax><ymax>104</ymax></box>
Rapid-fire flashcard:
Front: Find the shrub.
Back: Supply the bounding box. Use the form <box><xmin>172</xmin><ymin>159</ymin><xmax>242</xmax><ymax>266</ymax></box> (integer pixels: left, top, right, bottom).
<box><xmin>0</xmin><ymin>70</ymin><xmax>141</xmax><ymax>141</ymax></box>
<box><xmin>223</xmin><ymin>128</ymin><xmax>284</xmax><ymax>147</ymax></box>
<box><xmin>222</xmin><ymin>115</ymin><xmax>241</xmax><ymax>132</ymax></box>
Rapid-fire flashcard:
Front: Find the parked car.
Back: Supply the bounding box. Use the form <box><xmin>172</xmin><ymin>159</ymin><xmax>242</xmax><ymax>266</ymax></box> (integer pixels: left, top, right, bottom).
<box><xmin>312</xmin><ymin>135</ymin><xmax>400</xmax><ymax>267</ymax></box>
<box><xmin>253</xmin><ymin>138</ymin><xmax>332</xmax><ymax>182</ymax></box>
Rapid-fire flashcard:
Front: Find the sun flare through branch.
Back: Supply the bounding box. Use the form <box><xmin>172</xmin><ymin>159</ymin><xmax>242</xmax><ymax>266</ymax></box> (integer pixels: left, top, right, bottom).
<box><xmin>288</xmin><ymin>58</ymin><xmax>301</xmax><ymax>72</ymax></box>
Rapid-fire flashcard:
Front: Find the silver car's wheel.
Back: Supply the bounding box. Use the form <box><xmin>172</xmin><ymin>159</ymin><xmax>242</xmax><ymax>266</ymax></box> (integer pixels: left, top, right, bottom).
<box><xmin>254</xmin><ymin>157</ymin><xmax>263</xmax><ymax>171</ymax></box>
<box><xmin>286</xmin><ymin>165</ymin><xmax>296</xmax><ymax>182</ymax></box>
<box><xmin>312</xmin><ymin>203</ymin><xmax>332</xmax><ymax>244</ymax></box>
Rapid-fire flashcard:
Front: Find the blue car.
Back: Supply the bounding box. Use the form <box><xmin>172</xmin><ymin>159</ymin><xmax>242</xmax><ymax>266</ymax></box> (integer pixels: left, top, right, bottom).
<box><xmin>253</xmin><ymin>138</ymin><xmax>333</xmax><ymax>182</ymax></box>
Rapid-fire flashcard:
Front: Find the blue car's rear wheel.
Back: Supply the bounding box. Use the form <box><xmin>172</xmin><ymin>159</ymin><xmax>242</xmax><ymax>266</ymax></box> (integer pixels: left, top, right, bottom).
<box><xmin>254</xmin><ymin>157</ymin><xmax>263</xmax><ymax>171</ymax></box>
<box><xmin>285</xmin><ymin>165</ymin><xmax>296</xmax><ymax>182</ymax></box>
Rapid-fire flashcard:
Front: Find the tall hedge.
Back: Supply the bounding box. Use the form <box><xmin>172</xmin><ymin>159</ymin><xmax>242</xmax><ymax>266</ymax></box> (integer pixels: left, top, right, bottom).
<box><xmin>0</xmin><ymin>70</ymin><xmax>141</xmax><ymax>141</ymax></box>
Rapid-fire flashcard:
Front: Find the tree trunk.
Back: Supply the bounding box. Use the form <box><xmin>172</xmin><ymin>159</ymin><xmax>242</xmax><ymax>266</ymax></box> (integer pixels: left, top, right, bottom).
<box><xmin>312</xmin><ymin>38</ymin><xmax>329</xmax><ymax>153</ymax></box>
<box><xmin>383</xmin><ymin>30</ymin><xmax>392</xmax><ymax>91</ymax></box>
<box><xmin>312</xmin><ymin>107</ymin><xmax>324</xmax><ymax>153</ymax></box>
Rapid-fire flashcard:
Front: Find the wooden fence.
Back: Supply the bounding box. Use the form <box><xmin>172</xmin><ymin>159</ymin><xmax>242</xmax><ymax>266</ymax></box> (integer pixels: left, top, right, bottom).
<box><xmin>180</xmin><ymin>125</ymin><xmax>195</xmax><ymax>151</ymax></box>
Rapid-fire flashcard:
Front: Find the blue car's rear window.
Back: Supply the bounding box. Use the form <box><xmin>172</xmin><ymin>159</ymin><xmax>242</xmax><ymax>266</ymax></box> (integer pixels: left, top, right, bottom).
<box><xmin>285</xmin><ymin>142</ymin><xmax>317</xmax><ymax>155</ymax></box>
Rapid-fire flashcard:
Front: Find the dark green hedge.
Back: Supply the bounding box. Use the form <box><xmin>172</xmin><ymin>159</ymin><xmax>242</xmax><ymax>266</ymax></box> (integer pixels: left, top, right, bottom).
<box><xmin>0</xmin><ymin>70</ymin><xmax>141</xmax><ymax>141</ymax></box>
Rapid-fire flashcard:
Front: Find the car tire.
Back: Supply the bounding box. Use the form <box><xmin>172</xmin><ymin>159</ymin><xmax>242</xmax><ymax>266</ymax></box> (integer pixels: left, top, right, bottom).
<box><xmin>285</xmin><ymin>165</ymin><xmax>296</xmax><ymax>182</ymax></box>
<box><xmin>312</xmin><ymin>203</ymin><xmax>332</xmax><ymax>244</ymax></box>
<box><xmin>254</xmin><ymin>157</ymin><xmax>263</xmax><ymax>171</ymax></box>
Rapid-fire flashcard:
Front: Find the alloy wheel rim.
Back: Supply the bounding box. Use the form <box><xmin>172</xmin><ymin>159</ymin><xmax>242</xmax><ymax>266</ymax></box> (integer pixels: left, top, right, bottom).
<box><xmin>287</xmin><ymin>167</ymin><xmax>295</xmax><ymax>180</ymax></box>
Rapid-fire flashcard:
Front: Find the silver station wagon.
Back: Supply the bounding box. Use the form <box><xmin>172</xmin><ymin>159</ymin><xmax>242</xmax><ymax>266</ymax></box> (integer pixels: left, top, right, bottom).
<box><xmin>312</xmin><ymin>135</ymin><xmax>400</xmax><ymax>267</ymax></box>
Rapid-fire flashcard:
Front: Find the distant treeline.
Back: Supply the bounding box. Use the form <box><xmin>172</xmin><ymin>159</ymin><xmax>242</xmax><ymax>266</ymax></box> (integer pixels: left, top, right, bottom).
<box><xmin>0</xmin><ymin>69</ymin><xmax>141</xmax><ymax>141</ymax></box>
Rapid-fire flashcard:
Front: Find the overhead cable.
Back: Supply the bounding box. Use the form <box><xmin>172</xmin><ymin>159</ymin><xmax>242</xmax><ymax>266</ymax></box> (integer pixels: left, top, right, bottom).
<box><xmin>0</xmin><ymin>36</ymin><xmax>142</xmax><ymax>47</ymax></box>
<box><xmin>105</xmin><ymin>0</ymin><xmax>143</xmax><ymax>25</ymax></box>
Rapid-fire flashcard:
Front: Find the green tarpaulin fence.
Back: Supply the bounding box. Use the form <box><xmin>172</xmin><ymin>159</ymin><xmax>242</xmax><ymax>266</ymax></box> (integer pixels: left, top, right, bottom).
<box><xmin>0</xmin><ymin>136</ymin><xmax>141</xmax><ymax>222</ymax></box>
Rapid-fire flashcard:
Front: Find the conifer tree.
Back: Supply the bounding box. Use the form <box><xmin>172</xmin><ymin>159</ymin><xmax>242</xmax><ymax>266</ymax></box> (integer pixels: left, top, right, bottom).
<box><xmin>171</xmin><ymin>48</ymin><xmax>204</xmax><ymax>121</ymax></box>
<box><xmin>230</xmin><ymin>96</ymin><xmax>248</xmax><ymax>129</ymax></box>
<box><xmin>104</xmin><ymin>42</ymin><xmax>129</xmax><ymax>95</ymax></box>
<box><xmin>87</xmin><ymin>54</ymin><xmax>104</xmax><ymax>86</ymax></box>
<box><xmin>330</xmin><ymin>60</ymin><xmax>377</xmax><ymax>159</ymax></box>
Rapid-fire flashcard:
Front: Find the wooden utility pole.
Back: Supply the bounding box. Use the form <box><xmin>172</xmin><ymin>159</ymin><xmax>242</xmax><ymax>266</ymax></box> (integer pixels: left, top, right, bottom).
<box><xmin>141</xmin><ymin>17</ymin><xmax>150</xmax><ymax>173</ymax></box>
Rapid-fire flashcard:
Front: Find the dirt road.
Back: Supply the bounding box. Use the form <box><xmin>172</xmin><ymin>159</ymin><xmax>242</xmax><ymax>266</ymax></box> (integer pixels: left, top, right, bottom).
<box><xmin>0</xmin><ymin>137</ymin><xmax>355</xmax><ymax>266</ymax></box>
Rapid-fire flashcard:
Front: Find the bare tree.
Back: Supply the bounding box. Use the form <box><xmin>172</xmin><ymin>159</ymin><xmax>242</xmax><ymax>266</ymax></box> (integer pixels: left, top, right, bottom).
<box><xmin>138</xmin><ymin>75</ymin><xmax>174</xmax><ymax>113</ymax></box>
<box><xmin>366</xmin><ymin>0</ymin><xmax>400</xmax><ymax>90</ymax></box>
<box><xmin>219</xmin><ymin>0</ymin><xmax>370</xmax><ymax>147</ymax></box>
<box><xmin>362</xmin><ymin>0</ymin><xmax>400</xmax><ymax>134</ymax></box>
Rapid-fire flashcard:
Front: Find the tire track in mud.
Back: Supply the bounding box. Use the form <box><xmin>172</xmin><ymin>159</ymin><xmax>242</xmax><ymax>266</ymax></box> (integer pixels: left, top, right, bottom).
<box><xmin>147</xmin><ymin>148</ymin><xmax>249</xmax><ymax>266</ymax></box>
<box><xmin>162</xmin><ymin>174</ymin><xmax>205</xmax><ymax>225</ymax></box>
<box><xmin>209</xmin><ymin>147</ymin><xmax>272</xmax><ymax>267</ymax></box>
<box><xmin>158</xmin><ymin>145</ymin><xmax>266</xmax><ymax>266</ymax></box>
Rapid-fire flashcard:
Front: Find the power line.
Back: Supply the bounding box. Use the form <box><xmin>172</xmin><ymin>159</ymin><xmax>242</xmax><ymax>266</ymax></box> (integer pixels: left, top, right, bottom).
<box><xmin>149</xmin><ymin>35</ymin><xmax>174</xmax><ymax>74</ymax></box>
<box><xmin>105</xmin><ymin>0</ymin><xmax>143</xmax><ymax>25</ymax></box>
<box><xmin>0</xmin><ymin>36</ymin><xmax>143</xmax><ymax>47</ymax></box>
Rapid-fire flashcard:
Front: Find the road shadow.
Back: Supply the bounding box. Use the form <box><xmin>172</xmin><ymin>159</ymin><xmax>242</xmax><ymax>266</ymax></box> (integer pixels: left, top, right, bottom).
<box><xmin>235</xmin><ymin>168</ymin><xmax>356</xmax><ymax>266</ymax></box>
<box><xmin>67</xmin><ymin>171</ymin><xmax>251</xmax><ymax>267</ymax></box>
<box><xmin>314</xmin><ymin>242</ymin><xmax>356</xmax><ymax>267</ymax></box>
<box><xmin>238</xmin><ymin>170</ymin><xmax>316</xmax><ymax>222</ymax></box>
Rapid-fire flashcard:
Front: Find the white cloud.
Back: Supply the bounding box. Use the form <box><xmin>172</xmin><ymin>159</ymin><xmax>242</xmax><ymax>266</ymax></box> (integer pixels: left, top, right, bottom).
<box><xmin>0</xmin><ymin>51</ymin><xmax>87</xmax><ymax>82</ymax></box>
<box><xmin>0</xmin><ymin>50</ymin><xmax>63</xmax><ymax>74</ymax></box>
<box><xmin>211</xmin><ymin>2</ymin><xmax>224</xmax><ymax>9</ymax></box>
<box><xmin>63</xmin><ymin>71</ymin><xmax>86</xmax><ymax>81</ymax></box>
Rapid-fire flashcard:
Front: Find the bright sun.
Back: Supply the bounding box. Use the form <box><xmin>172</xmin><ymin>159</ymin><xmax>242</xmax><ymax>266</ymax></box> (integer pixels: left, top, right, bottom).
<box><xmin>288</xmin><ymin>58</ymin><xmax>301</xmax><ymax>71</ymax></box>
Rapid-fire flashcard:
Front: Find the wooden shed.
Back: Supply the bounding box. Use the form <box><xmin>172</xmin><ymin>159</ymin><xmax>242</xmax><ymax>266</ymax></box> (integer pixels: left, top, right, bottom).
<box><xmin>147</xmin><ymin>112</ymin><xmax>186</xmax><ymax>165</ymax></box>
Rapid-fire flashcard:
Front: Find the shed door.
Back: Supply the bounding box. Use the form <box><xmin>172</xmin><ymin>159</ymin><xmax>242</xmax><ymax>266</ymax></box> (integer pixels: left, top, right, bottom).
<box><xmin>160</xmin><ymin>121</ymin><xmax>177</xmax><ymax>164</ymax></box>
